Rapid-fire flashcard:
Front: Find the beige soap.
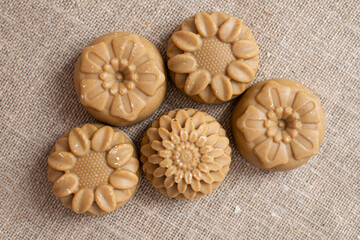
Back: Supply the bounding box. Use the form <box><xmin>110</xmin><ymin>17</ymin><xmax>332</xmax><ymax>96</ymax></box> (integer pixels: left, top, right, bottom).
<box><xmin>48</xmin><ymin>123</ymin><xmax>140</xmax><ymax>214</ymax></box>
<box><xmin>166</xmin><ymin>12</ymin><xmax>259</xmax><ymax>103</ymax></box>
<box><xmin>74</xmin><ymin>32</ymin><xmax>167</xmax><ymax>126</ymax></box>
<box><xmin>232</xmin><ymin>79</ymin><xmax>326</xmax><ymax>171</ymax></box>
<box><xmin>140</xmin><ymin>109</ymin><xmax>231</xmax><ymax>199</ymax></box>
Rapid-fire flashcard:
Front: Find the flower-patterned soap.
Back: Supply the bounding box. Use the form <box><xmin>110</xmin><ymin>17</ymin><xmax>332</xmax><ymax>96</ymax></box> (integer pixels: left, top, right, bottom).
<box><xmin>74</xmin><ymin>32</ymin><xmax>167</xmax><ymax>126</ymax></box>
<box><xmin>166</xmin><ymin>12</ymin><xmax>259</xmax><ymax>103</ymax></box>
<box><xmin>140</xmin><ymin>109</ymin><xmax>231</xmax><ymax>199</ymax></box>
<box><xmin>48</xmin><ymin>123</ymin><xmax>140</xmax><ymax>214</ymax></box>
<box><xmin>232</xmin><ymin>79</ymin><xmax>326</xmax><ymax>171</ymax></box>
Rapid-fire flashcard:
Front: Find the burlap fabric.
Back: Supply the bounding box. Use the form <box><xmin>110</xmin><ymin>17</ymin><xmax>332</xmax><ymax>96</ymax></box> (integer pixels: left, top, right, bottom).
<box><xmin>1</xmin><ymin>1</ymin><xmax>359</xmax><ymax>239</ymax></box>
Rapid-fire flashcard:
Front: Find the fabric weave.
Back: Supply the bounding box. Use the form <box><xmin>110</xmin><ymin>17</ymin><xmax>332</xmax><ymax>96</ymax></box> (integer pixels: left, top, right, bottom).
<box><xmin>0</xmin><ymin>0</ymin><xmax>359</xmax><ymax>239</ymax></box>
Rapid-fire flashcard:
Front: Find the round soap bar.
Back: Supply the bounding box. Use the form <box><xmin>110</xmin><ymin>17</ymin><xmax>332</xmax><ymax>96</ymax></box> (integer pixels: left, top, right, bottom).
<box><xmin>140</xmin><ymin>109</ymin><xmax>231</xmax><ymax>199</ymax></box>
<box><xmin>48</xmin><ymin>123</ymin><xmax>140</xmax><ymax>214</ymax></box>
<box><xmin>166</xmin><ymin>12</ymin><xmax>259</xmax><ymax>103</ymax></box>
<box><xmin>232</xmin><ymin>79</ymin><xmax>326</xmax><ymax>171</ymax></box>
<box><xmin>74</xmin><ymin>32</ymin><xmax>167</xmax><ymax>126</ymax></box>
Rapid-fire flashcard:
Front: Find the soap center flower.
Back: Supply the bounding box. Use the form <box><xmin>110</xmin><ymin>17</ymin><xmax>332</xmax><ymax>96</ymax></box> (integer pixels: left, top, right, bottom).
<box><xmin>173</xmin><ymin>142</ymin><xmax>200</xmax><ymax>171</ymax></box>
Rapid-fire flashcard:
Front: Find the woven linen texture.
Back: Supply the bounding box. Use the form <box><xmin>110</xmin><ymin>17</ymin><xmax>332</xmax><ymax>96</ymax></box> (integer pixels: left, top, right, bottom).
<box><xmin>0</xmin><ymin>0</ymin><xmax>359</xmax><ymax>239</ymax></box>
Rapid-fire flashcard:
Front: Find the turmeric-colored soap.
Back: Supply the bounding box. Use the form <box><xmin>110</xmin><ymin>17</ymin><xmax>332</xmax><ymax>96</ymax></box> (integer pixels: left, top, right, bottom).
<box><xmin>232</xmin><ymin>79</ymin><xmax>326</xmax><ymax>171</ymax></box>
<box><xmin>166</xmin><ymin>12</ymin><xmax>259</xmax><ymax>103</ymax></box>
<box><xmin>140</xmin><ymin>109</ymin><xmax>231</xmax><ymax>199</ymax></box>
<box><xmin>48</xmin><ymin>123</ymin><xmax>140</xmax><ymax>214</ymax></box>
<box><xmin>74</xmin><ymin>32</ymin><xmax>166</xmax><ymax>126</ymax></box>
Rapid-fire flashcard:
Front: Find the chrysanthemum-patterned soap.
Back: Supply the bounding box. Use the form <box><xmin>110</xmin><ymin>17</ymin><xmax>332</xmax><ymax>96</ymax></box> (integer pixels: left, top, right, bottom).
<box><xmin>232</xmin><ymin>79</ymin><xmax>326</xmax><ymax>171</ymax></box>
<box><xmin>48</xmin><ymin>123</ymin><xmax>140</xmax><ymax>214</ymax></box>
<box><xmin>166</xmin><ymin>12</ymin><xmax>259</xmax><ymax>103</ymax></box>
<box><xmin>140</xmin><ymin>109</ymin><xmax>231</xmax><ymax>199</ymax></box>
<box><xmin>74</xmin><ymin>32</ymin><xmax>167</xmax><ymax>126</ymax></box>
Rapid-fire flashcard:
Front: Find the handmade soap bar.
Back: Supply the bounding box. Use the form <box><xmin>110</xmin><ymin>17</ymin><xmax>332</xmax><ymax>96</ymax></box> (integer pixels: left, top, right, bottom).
<box><xmin>166</xmin><ymin>12</ymin><xmax>259</xmax><ymax>103</ymax></box>
<box><xmin>140</xmin><ymin>109</ymin><xmax>231</xmax><ymax>199</ymax></box>
<box><xmin>48</xmin><ymin>123</ymin><xmax>140</xmax><ymax>214</ymax></box>
<box><xmin>232</xmin><ymin>79</ymin><xmax>325</xmax><ymax>171</ymax></box>
<box><xmin>74</xmin><ymin>32</ymin><xmax>167</xmax><ymax>126</ymax></box>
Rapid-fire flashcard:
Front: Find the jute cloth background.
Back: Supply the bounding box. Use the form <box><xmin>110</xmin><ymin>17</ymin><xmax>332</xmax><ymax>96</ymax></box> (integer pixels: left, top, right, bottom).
<box><xmin>0</xmin><ymin>0</ymin><xmax>359</xmax><ymax>239</ymax></box>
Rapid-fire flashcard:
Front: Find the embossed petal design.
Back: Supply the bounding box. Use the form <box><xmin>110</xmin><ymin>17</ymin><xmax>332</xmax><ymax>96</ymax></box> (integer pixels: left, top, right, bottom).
<box><xmin>140</xmin><ymin>109</ymin><xmax>231</xmax><ymax>200</ymax></box>
<box><xmin>48</xmin><ymin>124</ymin><xmax>140</xmax><ymax>214</ymax></box>
<box><xmin>167</xmin><ymin>12</ymin><xmax>259</xmax><ymax>103</ymax></box>
<box><xmin>236</xmin><ymin>81</ymin><xmax>322</xmax><ymax>169</ymax></box>
<box><xmin>80</xmin><ymin>35</ymin><xmax>165</xmax><ymax>121</ymax></box>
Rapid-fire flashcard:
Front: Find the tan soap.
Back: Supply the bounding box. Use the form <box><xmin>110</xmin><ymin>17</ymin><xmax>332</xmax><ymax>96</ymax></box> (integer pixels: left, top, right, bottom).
<box><xmin>140</xmin><ymin>109</ymin><xmax>231</xmax><ymax>199</ymax></box>
<box><xmin>166</xmin><ymin>12</ymin><xmax>259</xmax><ymax>103</ymax></box>
<box><xmin>48</xmin><ymin>123</ymin><xmax>140</xmax><ymax>214</ymax></box>
<box><xmin>74</xmin><ymin>32</ymin><xmax>167</xmax><ymax>126</ymax></box>
<box><xmin>232</xmin><ymin>79</ymin><xmax>326</xmax><ymax>171</ymax></box>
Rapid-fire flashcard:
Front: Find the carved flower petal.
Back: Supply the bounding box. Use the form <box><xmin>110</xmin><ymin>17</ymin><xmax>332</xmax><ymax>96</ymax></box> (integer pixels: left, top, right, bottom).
<box><xmin>109</xmin><ymin>169</ymin><xmax>138</xmax><ymax>189</ymax></box>
<box><xmin>151</xmin><ymin>140</ymin><xmax>165</xmax><ymax>151</ymax></box>
<box><xmin>181</xmin><ymin>17</ymin><xmax>198</xmax><ymax>33</ymax></box>
<box><xmin>107</xmin><ymin>143</ymin><xmax>133</xmax><ymax>168</ymax></box>
<box><xmin>164</xmin><ymin>176</ymin><xmax>175</xmax><ymax>188</ymax></box>
<box><xmin>211</xmin><ymin>74</ymin><xmax>233</xmax><ymax>101</ymax></box>
<box><xmin>94</xmin><ymin>185</ymin><xmax>116</xmax><ymax>213</ymax></box>
<box><xmin>165</xmin><ymin>166</ymin><xmax>177</xmax><ymax>177</ymax></box>
<box><xmin>172</xmin><ymin>31</ymin><xmax>202</xmax><ymax>52</ymax></box>
<box><xmin>180</xmin><ymin>130</ymin><xmax>189</xmax><ymax>142</ymax></box>
<box><xmin>290</xmin><ymin>129</ymin><xmax>319</xmax><ymax>160</ymax></box>
<box><xmin>227</xmin><ymin>60</ymin><xmax>255</xmax><ymax>83</ymax></box>
<box><xmin>159</xmin><ymin>158</ymin><xmax>173</xmax><ymax>168</ymax></box>
<box><xmin>120</xmin><ymin>157</ymin><xmax>139</xmax><ymax>172</ymax></box>
<box><xmin>194</xmin><ymin>12</ymin><xmax>218</xmax><ymax>38</ymax></box>
<box><xmin>112</xmin><ymin>36</ymin><xmax>135</xmax><ymax>60</ymax></box>
<box><xmin>140</xmin><ymin>144</ymin><xmax>155</xmax><ymax>158</ymax></box>
<box><xmin>214</xmin><ymin>136</ymin><xmax>230</xmax><ymax>148</ymax></box>
<box><xmin>200</xmin><ymin>183</ymin><xmax>212</xmax><ymax>194</ymax></box>
<box><xmin>184</xmin><ymin>69</ymin><xmax>211</xmax><ymax>95</ymax></box>
<box><xmin>183</xmin><ymin>188</ymin><xmax>196</xmax><ymax>199</ymax></box>
<box><xmin>111</xmin><ymin>132</ymin><xmax>126</xmax><ymax>147</ymax></box>
<box><xmin>48</xmin><ymin>167</ymin><xmax>63</xmax><ymax>183</ymax></box>
<box><xmin>204</xmin><ymin>134</ymin><xmax>218</xmax><ymax>146</ymax></box>
<box><xmin>158</xmin><ymin>127</ymin><xmax>171</xmax><ymax>141</ymax></box>
<box><xmin>91</xmin><ymin>126</ymin><xmax>114</xmax><ymax>152</ymax></box>
<box><xmin>81</xmin><ymin>124</ymin><xmax>98</xmax><ymax>139</ymax></box>
<box><xmin>114</xmin><ymin>189</ymin><xmax>132</xmax><ymax>202</ymax></box>
<box><xmin>256</xmin><ymin>81</ymin><xmax>291</xmax><ymax>110</ymax></box>
<box><xmin>68</xmin><ymin>127</ymin><xmax>90</xmax><ymax>156</ymax></box>
<box><xmin>210</xmin><ymin>12</ymin><xmax>231</xmax><ymax>27</ymax></box>
<box><xmin>254</xmin><ymin>139</ymin><xmax>289</xmax><ymax>168</ymax></box>
<box><xmin>166</xmin><ymin>42</ymin><xmax>183</xmax><ymax>58</ymax></box>
<box><xmin>177</xmin><ymin>179</ymin><xmax>187</xmax><ymax>194</ymax></box>
<box><xmin>48</xmin><ymin>151</ymin><xmax>76</xmax><ymax>171</ymax></box>
<box><xmin>148</xmin><ymin>155</ymin><xmax>163</xmax><ymax>164</ymax></box>
<box><xmin>159</xmin><ymin>115</ymin><xmax>172</xmax><ymax>129</ymax></box>
<box><xmin>72</xmin><ymin>188</ymin><xmax>94</xmax><ymax>214</ymax></box>
<box><xmin>152</xmin><ymin>177</ymin><xmax>164</xmax><ymax>188</ymax></box>
<box><xmin>211</xmin><ymin>170</ymin><xmax>225</xmax><ymax>182</ymax></box>
<box><xmin>159</xmin><ymin>150</ymin><xmax>172</xmax><ymax>158</ymax></box>
<box><xmin>81</xmin><ymin>42</ymin><xmax>110</xmax><ymax>73</ymax></box>
<box><xmin>135</xmin><ymin>60</ymin><xmax>165</xmax><ymax>96</ymax></box>
<box><xmin>192</xmin><ymin>169</ymin><xmax>201</xmax><ymax>180</ymax></box>
<box><xmin>192</xmin><ymin>111</ymin><xmax>205</xmax><ymax>128</ymax></box>
<box><xmin>201</xmin><ymin>172</ymin><xmax>214</xmax><ymax>184</ymax></box>
<box><xmin>189</xmin><ymin>131</ymin><xmax>197</xmax><ymax>142</ymax></box>
<box><xmin>196</xmin><ymin>123</ymin><xmax>209</xmax><ymax>137</ymax></box>
<box><xmin>162</xmin><ymin>140</ymin><xmax>175</xmax><ymax>150</ymax></box>
<box><xmin>190</xmin><ymin>179</ymin><xmax>201</xmax><ymax>192</ymax></box>
<box><xmin>232</xmin><ymin>39</ymin><xmax>259</xmax><ymax>59</ymax></box>
<box><xmin>171</xmin><ymin>120</ymin><xmax>182</xmax><ymax>135</ymax></box>
<box><xmin>170</xmin><ymin>132</ymin><xmax>181</xmax><ymax>144</ymax></box>
<box><xmin>166</xmin><ymin>184</ymin><xmax>179</xmax><ymax>198</ymax></box>
<box><xmin>206</xmin><ymin>121</ymin><xmax>221</xmax><ymax>136</ymax></box>
<box><xmin>292</xmin><ymin>91</ymin><xmax>321</xmax><ymax>123</ymax></box>
<box><xmin>174</xmin><ymin>73</ymin><xmax>187</xmax><ymax>88</ymax></box>
<box><xmin>54</xmin><ymin>137</ymin><xmax>70</xmax><ymax>152</ymax></box>
<box><xmin>218</xmin><ymin>18</ymin><xmax>243</xmax><ymax>43</ymax></box>
<box><xmin>184</xmin><ymin>171</ymin><xmax>193</xmax><ymax>184</ymax></box>
<box><xmin>214</xmin><ymin>154</ymin><xmax>231</xmax><ymax>166</ymax></box>
<box><xmin>201</xmin><ymin>155</ymin><xmax>214</xmax><ymax>163</ymax></box>
<box><xmin>206</xmin><ymin>162</ymin><xmax>222</xmax><ymax>171</ymax></box>
<box><xmin>198</xmin><ymin>163</ymin><xmax>209</xmax><ymax>173</ymax></box>
<box><xmin>80</xmin><ymin>79</ymin><xmax>109</xmax><ymax>111</ymax></box>
<box><xmin>236</xmin><ymin>105</ymin><xmax>267</xmax><ymax>142</ymax></box>
<box><xmin>231</xmin><ymin>81</ymin><xmax>246</xmax><ymax>95</ymax></box>
<box><xmin>153</xmin><ymin>167</ymin><xmax>166</xmax><ymax>177</ymax></box>
<box><xmin>142</xmin><ymin>162</ymin><xmax>157</xmax><ymax>174</ymax></box>
<box><xmin>198</xmin><ymin>86</ymin><xmax>217</xmax><ymax>103</ymax></box>
<box><xmin>174</xmin><ymin>170</ymin><xmax>184</xmax><ymax>183</ymax></box>
<box><xmin>168</xmin><ymin>54</ymin><xmax>197</xmax><ymax>73</ymax></box>
<box><xmin>146</xmin><ymin>128</ymin><xmax>161</xmax><ymax>141</ymax></box>
<box><xmin>208</xmin><ymin>148</ymin><xmax>225</xmax><ymax>158</ymax></box>
<box><xmin>52</xmin><ymin>173</ymin><xmax>79</xmax><ymax>197</ymax></box>
<box><xmin>110</xmin><ymin>91</ymin><xmax>146</xmax><ymax>121</ymax></box>
<box><xmin>174</xmin><ymin>109</ymin><xmax>188</xmax><ymax>126</ymax></box>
